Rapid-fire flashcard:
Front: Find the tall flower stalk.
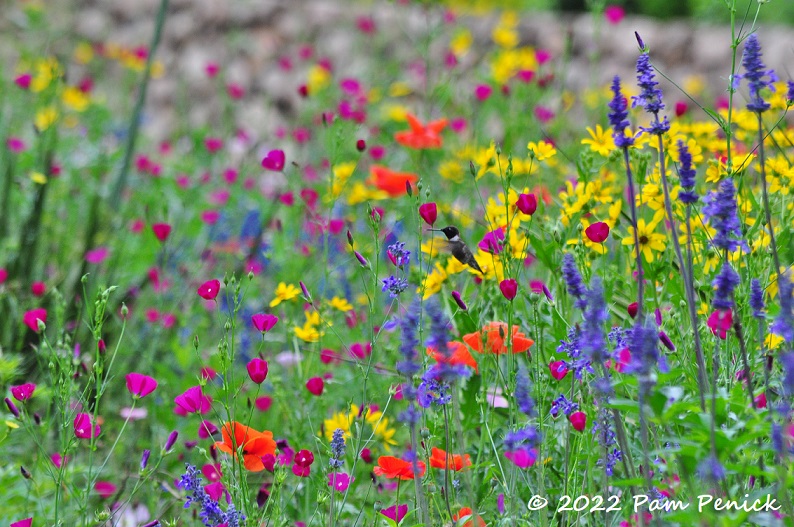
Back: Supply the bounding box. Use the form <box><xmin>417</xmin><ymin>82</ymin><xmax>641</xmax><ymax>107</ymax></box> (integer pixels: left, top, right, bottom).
<box><xmin>631</xmin><ymin>42</ymin><xmax>708</xmax><ymax>409</ymax></box>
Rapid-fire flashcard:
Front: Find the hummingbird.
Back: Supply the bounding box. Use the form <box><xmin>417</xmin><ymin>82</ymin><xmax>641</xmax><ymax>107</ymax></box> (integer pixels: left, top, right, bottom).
<box><xmin>429</xmin><ymin>226</ymin><xmax>484</xmax><ymax>274</ymax></box>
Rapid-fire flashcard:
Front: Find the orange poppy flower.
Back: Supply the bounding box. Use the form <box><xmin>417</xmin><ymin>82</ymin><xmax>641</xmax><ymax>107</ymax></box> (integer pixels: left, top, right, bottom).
<box><xmin>429</xmin><ymin>447</ymin><xmax>471</xmax><ymax>471</ymax></box>
<box><xmin>367</xmin><ymin>165</ymin><xmax>419</xmax><ymax>197</ymax></box>
<box><xmin>463</xmin><ymin>322</ymin><xmax>534</xmax><ymax>355</ymax></box>
<box><xmin>453</xmin><ymin>507</ymin><xmax>486</xmax><ymax>527</ymax></box>
<box><xmin>214</xmin><ymin>421</ymin><xmax>276</xmax><ymax>472</ymax></box>
<box><xmin>394</xmin><ymin>113</ymin><xmax>447</xmax><ymax>149</ymax></box>
<box><xmin>426</xmin><ymin>341</ymin><xmax>479</xmax><ymax>373</ymax></box>
<box><xmin>373</xmin><ymin>455</ymin><xmax>426</xmax><ymax>480</ymax></box>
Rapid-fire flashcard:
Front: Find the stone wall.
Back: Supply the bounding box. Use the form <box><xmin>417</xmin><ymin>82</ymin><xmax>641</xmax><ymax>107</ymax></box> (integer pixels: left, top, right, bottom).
<box><xmin>63</xmin><ymin>0</ymin><xmax>794</xmax><ymax>140</ymax></box>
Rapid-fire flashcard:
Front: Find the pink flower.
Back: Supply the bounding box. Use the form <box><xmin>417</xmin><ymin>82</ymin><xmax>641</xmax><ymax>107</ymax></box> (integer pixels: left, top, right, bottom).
<box><xmin>707</xmin><ymin>309</ymin><xmax>732</xmax><ymax>340</ymax></box>
<box><xmin>604</xmin><ymin>5</ymin><xmax>625</xmax><ymax>25</ymax></box>
<box><xmin>201</xmin><ymin>210</ymin><xmax>220</xmax><ymax>224</ymax></box>
<box><xmin>205</xmin><ymin>481</ymin><xmax>225</xmax><ymax>501</ymax></box>
<box><xmin>585</xmin><ymin>222</ymin><xmax>610</xmax><ymax>243</ymax></box>
<box><xmin>419</xmin><ymin>203</ymin><xmax>437</xmax><ymax>226</ymax></box>
<box><xmin>251</xmin><ymin>313</ymin><xmax>278</xmax><ymax>332</ymax></box>
<box><xmin>23</xmin><ymin>308</ymin><xmax>47</xmax><ymax>332</ymax></box>
<box><xmin>534</xmin><ymin>105</ymin><xmax>555</xmax><ymax>123</ymax></box>
<box><xmin>11</xmin><ymin>383</ymin><xmax>36</xmax><ymax>401</ymax></box>
<box><xmin>247</xmin><ymin>358</ymin><xmax>269</xmax><ymax>384</ymax></box>
<box><xmin>151</xmin><ymin>223</ymin><xmax>172</xmax><ymax>242</ymax></box>
<box><xmin>499</xmin><ymin>279</ymin><xmax>518</xmax><ymax>300</ymax></box>
<box><xmin>474</xmin><ymin>84</ymin><xmax>493</xmax><ymax>101</ymax></box>
<box><xmin>74</xmin><ymin>412</ymin><xmax>101</xmax><ymax>439</ymax></box>
<box><xmin>205</xmin><ymin>62</ymin><xmax>220</xmax><ymax>77</ymax></box>
<box><xmin>95</xmin><ymin>481</ymin><xmax>117</xmax><ymax>498</ymax></box>
<box><xmin>198</xmin><ymin>420</ymin><xmax>218</xmax><ymax>439</ymax></box>
<box><xmin>675</xmin><ymin>100</ymin><xmax>688</xmax><ymax>117</ymax></box>
<box><xmin>505</xmin><ymin>447</ymin><xmax>537</xmax><ymax>468</ymax></box>
<box><xmin>51</xmin><ymin>453</ymin><xmax>67</xmax><ymax>467</ymax></box>
<box><xmin>10</xmin><ymin>518</ymin><xmax>33</xmax><ymax>527</ymax></box>
<box><xmin>328</xmin><ymin>472</ymin><xmax>354</xmax><ymax>492</ymax></box>
<box><xmin>174</xmin><ymin>386</ymin><xmax>211</xmax><ymax>414</ymax></box>
<box><xmin>197</xmin><ymin>279</ymin><xmax>221</xmax><ymax>300</ymax></box>
<box><xmin>515</xmin><ymin>193</ymin><xmax>537</xmax><ymax>215</ymax></box>
<box><xmin>125</xmin><ymin>372</ymin><xmax>158</xmax><ymax>399</ymax></box>
<box><xmin>85</xmin><ymin>247</ymin><xmax>109</xmax><ymax>264</ymax></box>
<box><xmin>516</xmin><ymin>69</ymin><xmax>535</xmax><ymax>83</ymax></box>
<box><xmin>549</xmin><ymin>361</ymin><xmax>568</xmax><ymax>381</ymax></box>
<box><xmin>227</xmin><ymin>83</ymin><xmax>245</xmax><ymax>99</ymax></box>
<box><xmin>478</xmin><ymin>228</ymin><xmax>505</xmax><ymax>254</ymax></box>
<box><xmin>30</xmin><ymin>281</ymin><xmax>46</xmax><ymax>296</ymax></box>
<box><xmin>569</xmin><ymin>411</ymin><xmax>587</xmax><ymax>432</ymax></box>
<box><xmin>14</xmin><ymin>73</ymin><xmax>32</xmax><ymax>89</ymax></box>
<box><xmin>306</xmin><ymin>377</ymin><xmax>324</xmax><ymax>396</ymax></box>
<box><xmin>261</xmin><ymin>149</ymin><xmax>286</xmax><ymax>171</ymax></box>
<box><xmin>755</xmin><ymin>392</ymin><xmax>767</xmax><ymax>408</ymax></box>
<box><xmin>380</xmin><ymin>504</ymin><xmax>408</xmax><ymax>523</ymax></box>
<box><xmin>0</xmin><ymin>268</ymin><xmax>7</xmax><ymax>284</ymax></box>
<box><xmin>255</xmin><ymin>396</ymin><xmax>272</xmax><ymax>412</ymax></box>
<box><xmin>6</xmin><ymin>137</ymin><xmax>26</xmax><ymax>153</ymax></box>
<box><xmin>205</xmin><ymin>137</ymin><xmax>224</xmax><ymax>153</ymax></box>
<box><xmin>202</xmin><ymin>463</ymin><xmax>222</xmax><ymax>481</ymax></box>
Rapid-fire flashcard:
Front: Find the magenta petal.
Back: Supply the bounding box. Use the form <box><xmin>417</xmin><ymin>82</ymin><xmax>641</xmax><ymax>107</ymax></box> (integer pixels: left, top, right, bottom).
<box><xmin>505</xmin><ymin>447</ymin><xmax>537</xmax><ymax>468</ymax></box>
<box><xmin>205</xmin><ymin>481</ymin><xmax>225</xmax><ymax>501</ymax></box>
<box><xmin>174</xmin><ymin>385</ymin><xmax>204</xmax><ymax>413</ymax></box>
<box><xmin>478</xmin><ymin>228</ymin><xmax>505</xmax><ymax>254</ymax></box>
<box><xmin>11</xmin><ymin>518</ymin><xmax>33</xmax><ymax>527</ymax></box>
<box><xmin>418</xmin><ymin>202</ymin><xmax>437</xmax><ymax>226</ymax></box>
<box><xmin>11</xmin><ymin>383</ymin><xmax>36</xmax><ymax>401</ymax></box>
<box><xmin>126</xmin><ymin>372</ymin><xmax>158</xmax><ymax>398</ymax></box>
<box><xmin>261</xmin><ymin>149</ymin><xmax>286</xmax><ymax>171</ymax></box>
<box><xmin>380</xmin><ymin>504</ymin><xmax>408</xmax><ymax>523</ymax></box>
<box><xmin>251</xmin><ymin>313</ymin><xmax>278</xmax><ymax>332</ymax></box>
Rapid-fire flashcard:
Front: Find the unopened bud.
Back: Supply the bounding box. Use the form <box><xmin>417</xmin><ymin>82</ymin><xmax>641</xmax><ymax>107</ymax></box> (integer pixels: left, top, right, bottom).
<box><xmin>451</xmin><ymin>290</ymin><xmax>467</xmax><ymax>311</ymax></box>
<box><xmin>300</xmin><ymin>281</ymin><xmax>312</xmax><ymax>303</ymax></box>
<box><xmin>354</xmin><ymin>251</ymin><xmax>369</xmax><ymax>269</ymax></box>
<box><xmin>5</xmin><ymin>398</ymin><xmax>20</xmax><ymax>418</ymax></box>
<box><xmin>164</xmin><ymin>430</ymin><xmax>179</xmax><ymax>452</ymax></box>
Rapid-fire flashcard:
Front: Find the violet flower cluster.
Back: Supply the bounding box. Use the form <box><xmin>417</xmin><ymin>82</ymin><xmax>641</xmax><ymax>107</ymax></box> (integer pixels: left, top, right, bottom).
<box><xmin>711</xmin><ymin>262</ymin><xmax>740</xmax><ymax>311</ymax></box>
<box><xmin>736</xmin><ymin>34</ymin><xmax>777</xmax><ymax>114</ymax></box>
<box><xmin>329</xmin><ymin>428</ymin><xmax>346</xmax><ymax>470</ymax></box>
<box><xmin>608</xmin><ymin>76</ymin><xmax>635</xmax><ymax>148</ymax></box>
<box><xmin>592</xmin><ymin>408</ymin><xmax>622</xmax><ymax>476</ymax></box>
<box><xmin>772</xmin><ymin>272</ymin><xmax>794</xmax><ymax>344</ymax></box>
<box><xmin>178</xmin><ymin>464</ymin><xmax>244</xmax><ymax>527</ymax></box>
<box><xmin>702</xmin><ymin>178</ymin><xmax>747</xmax><ymax>253</ymax></box>
<box><xmin>677</xmin><ymin>140</ymin><xmax>698</xmax><ymax>204</ymax></box>
<box><xmin>633</xmin><ymin>52</ymin><xmax>670</xmax><ymax>135</ymax></box>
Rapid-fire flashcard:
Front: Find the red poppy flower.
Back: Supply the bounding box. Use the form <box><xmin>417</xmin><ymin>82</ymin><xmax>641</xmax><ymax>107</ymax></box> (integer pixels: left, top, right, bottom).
<box><xmin>429</xmin><ymin>447</ymin><xmax>471</xmax><ymax>471</ymax></box>
<box><xmin>214</xmin><ymin>421</ymin><xmax>276</xmax><ymax>472</ymax></box>
<box><xmin>394</xmin><ymin>113</ymin><xmax>447</xmax><ymax>149</ymax></box>
<box><xmin>452</xmin><ymin>507</ymin><xmax>486</xmax><ymax>527</ymax></box>
<box><xmin>463</xmin><ymin>322</ymin><xmax>534</xmax><ymax>355</ymax></box>
<box><xmin>373</xmin><ymin>456</ymin><xmax>426</xmax><ymax>480</ymax></box>
<box><xmin>367</xmin><ymin>165</ymin><xmax>418</xmax><ymax>197</ymax></box>
<box><xmin>427</xmin><ymin>341</ymin><xmax>479</xmax><ymax>373</ymax></box>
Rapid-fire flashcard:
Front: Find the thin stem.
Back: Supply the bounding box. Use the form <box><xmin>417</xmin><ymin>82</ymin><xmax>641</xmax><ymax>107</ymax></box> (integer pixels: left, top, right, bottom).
<box><xmin>757</xmin><ymin>113</ymin><xmax>782</xmax><ymax>278</ymax></box>
<box><xmin>622</xmin><ymin>147</ymin><xmax>645</xmax><ymax>320</ymax></box>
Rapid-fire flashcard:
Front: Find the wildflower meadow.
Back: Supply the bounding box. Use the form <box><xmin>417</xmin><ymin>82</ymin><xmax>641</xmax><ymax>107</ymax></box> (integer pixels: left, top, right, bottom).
<box><xmin>2</xmin><ymin>0</ymin><xmax>794</xmax><ymax>526</ymax></box>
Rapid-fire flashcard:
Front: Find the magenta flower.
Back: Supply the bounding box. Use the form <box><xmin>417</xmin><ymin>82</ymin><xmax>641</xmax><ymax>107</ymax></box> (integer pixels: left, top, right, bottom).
<box><xmin>11</xmin><ymin>383</ymin><xmax>36</xmax><ymax>401</ymax></box>
<box><xmin>125</xmin><ymin>373</ymin><xmax>158</xmax><ymax>399</ymax></box>
<box><xmin>85</xmin><ymin>246</ymin><xmax>109</xmax><ymax>264</ymax></box>
<box><xmin>51</xmin><ymin>453</ymin><xmax>67</xmax><ymax>467</ymax></box>
<box><xmin>197</xmin><ymin>279</ymin><xmax>221</xmax><ymax>300</ymax></box>
<box><xmin>292</xmin><ymin>449</ymin><xmax>314</xmax><ymax>477</ymax></box>
<box><xmin>261</xmin><ymin>149</ymin><xmax>286</xmax><ymax>171</ymax></box>
<box><xmin>31</xmin><ymin>282</ymin><xmax>46</xmax><ymax>296</ymax></box>
<box><xmin>255</xmin><ymin>396</ymin><xmax>273</xmax><ymax>412</ymax></box>
<box><xmin>604</xmin><ymin>5</ymin><xmax>625</xmax><ymax>25</ymax></box>
<box><xmin>549</xmin><ymin>361</ymin><xmax>569</xmax><ymax>381</ymax></box>
<box><xmin>174</xmin><ymin>385</ymin><xmax>210</xmax><ymax>414</ymax></box>
<box><xmin>10</xmin><ymin>518</ymin><xmax>32</xmax><ymax>527</ymax></box>
<box><xmin>205</xmin><ymin>481</ymin><xmax>226</xmax><ymax>501</ymax></box>
<box><xmin>380</xmin><ymin>504</ymin><xmax>408</xmax><ymax>523</ymax></box>
<box><xmin>328</xmin><ymin>472</ymin><xmax>354</xmax><ymax>492</ymax></box>
<box><xmin>95</xmin><ymin>481</ymin><xmax>117</xmax><ymax>498</ymax></box>
<box><xmin>708</xmin><ymin>309</ymin><xmax>732</xmax><ymax>340</ymax></box>
<box><xmin>251</xmin><ymin>313</ymin><xmax>278</xmax><ymax>332</ymax></box>
<box><xmin>478</xmin><ymin>228</ymin><xmax>505</xmax><ymax>254</ymax></box>
<box><xmin>74</xmin><ymin>413</ymin><xmax>101</xmax><ymax>439</ymax></box>
<box><xmin>585</xmin><ymin>222</ymin><xmax>610</xmax><ymax>243</ymax></box>
<box><xmin>198</xmin><ymin>420</ymin><xmax>218</xmax><ymax>439</ymax></box>
<box><xmin>6</xmin><ymin>137</ymin><xmax>26</xmax><ymax>153</ymax></box>
<box><xmin>499</xmin><ymin>279</ymin><xmax>518</xmax><ymax>301</ymax></box>
<box><xmin>205</xmin><ymin>62</ymin><xmax>220</xmax><ymax>77</ymax></box>
<box><xmin>569</xmin><ymin>411</ymin><xmax>587</xmax><ymax>432</ymax></box>
<box><xmin>474</xmin><ymin>84</ymin><xmax>493</xmax><ymax>101</ymax></box>
<box><xmin>306</xmin><ymin>377</ymin><xmax>324</xmax><ymax>396</ymax></box>
<box><xmin>419</xmin><ymin>202</ymin><xmax>437</xmax><ymax>226</ymax></box>
<box><xmin>515</xmin><ymin>193</ymin><xmax>537</xmax><ymax>215</ymax></box>
<box><xmin>0</xmin><ymin>268</ymin><xmax>7</xmax><ymax>284</ymax></box>
<box><xmin>14</xmin><ymin>73</ymin><xmax>32</xmax><ymax>89</ymax></box>
<box><xmin>504</xmin><ymin>447</ymin><xmax>537</xmax><ymax>469</ymax></box>
<box><xmin>23</xmin><ymin>308</ymin><xmax>47</xmax><ymax>332</ymax></box>
<box><xmin>151</xmin><ymin>223</ymin><xmax>172</xmax><ymax>242</ymax></box>
<box><xmin>247</xmin><ymin>358</ymin><xmax>269</xmax><ymax>384</ymax></box>
<box><xmin>205</xmin><ymin>137</ymin><xmax>224</xmax><ymax>153</ymax></box>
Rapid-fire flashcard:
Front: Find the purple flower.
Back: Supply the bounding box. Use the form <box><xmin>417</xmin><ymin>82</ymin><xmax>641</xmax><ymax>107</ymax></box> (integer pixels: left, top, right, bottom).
<box><xmin>627</xmin><ymin>319</ymin><xmax>667</xmax><ymax>395</ymax></box>
<box><xmin>738</xmin><ymin>34</ymin><xmax>777</xmax><ymax>113</ymax></box>
<box><xmin>329</xmin><ymin>428</ymin><xmax>346</xmax><ymax>469</ymax></box>
<box><xmin>550</xmin><ymin>394</ymin><xmax>579</xmax><ymax>417</ymax></box>
<box><xmin>592</xmin><ymin>408</ymin><xmax>621</xmax><ymax>476</ymax></box>
<box><xmin>633</xmin><ymin>53</ymin><xmax>670</xmax><ymax>135</ymax></box>
<box><xmin>787</xmin><ymin>80</ymin><xmax>794</xmax><ymax>104</ymax></box>
<box><xmin>141</xmin><ymin>449</ymin><xmax>151</xmax><ymax>470</ymax></box>
<box><xmin>750</xmin><ymin>279</ymin><xmax>765</xmax><ymax>319</ymax></box>
<box><xmin>608</xmin><ymin>76</ymin><xmax>634</xmax><ymax>148</ymax></box>
<box><xmin>781</xmin><ymin>352</ymin><xmax>794</xmax><ymax>397</ymax></box>
<box><xmin>514</xmin><ymin>364</ymin><xmax>535</xmax><ymax>417</ymax></box>
<box><xmin>771</xmin><ymin>272</ymin><xmax>794</xmax><ymax>343</ymax></box>
<box><xmin>562</xmin><ymin>253</ymin><xmax>587</xmax><ymax>309</ymax></box>
<box><xmin>381</xmin><ymin>275</ymin><xmax>408</xmax><ymax>298</ymax></box>
<box><xmin>677</xmin><ymin>140</ymin><xmax>698</xmax><ymax>204</ymax></box>
<box><xmin>711</xmin><ymin>262</ymin><xmax>740</xmax><ymax>311</ymax></box>
<box><xmin>702</xmin><ymin>178</ymin><xmax>747</xmax><ymax>253</ymax></box>
<box><xmin>697</xmin><ymin>454</ymin><xmax>726</xmax><ymax>482</ymax></box>
<box><xmin>581</xmin><ymin>279</ymin><xmax>609</xmax><ymax>365</ymax></box>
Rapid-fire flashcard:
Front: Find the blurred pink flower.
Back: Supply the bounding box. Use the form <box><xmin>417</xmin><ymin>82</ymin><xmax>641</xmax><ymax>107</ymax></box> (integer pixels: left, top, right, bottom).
<box><xmin>85</xmin><ymin>247</ymin><xmax>109</xmax><ymax>264</ymax></box>
<box><xmin>604</xmin><ymin>5</ymin><xmax>625</xmax><ymax>25</ymax></box>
